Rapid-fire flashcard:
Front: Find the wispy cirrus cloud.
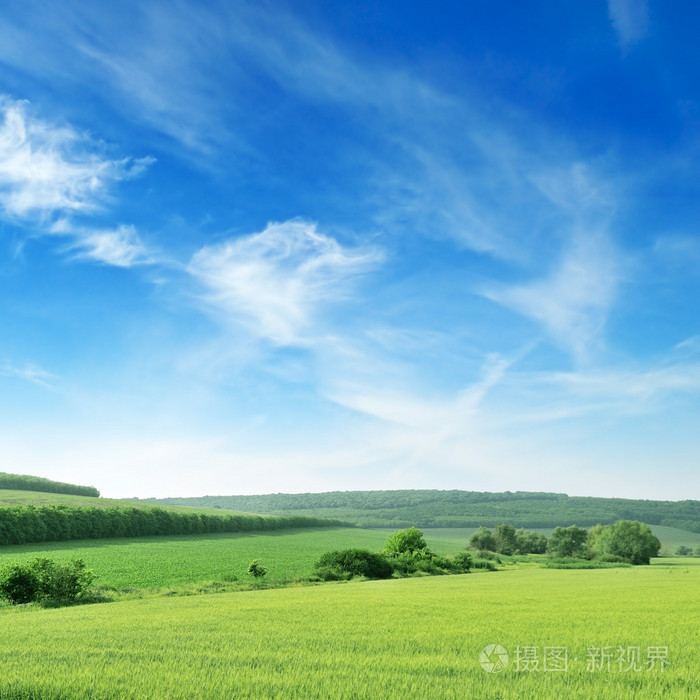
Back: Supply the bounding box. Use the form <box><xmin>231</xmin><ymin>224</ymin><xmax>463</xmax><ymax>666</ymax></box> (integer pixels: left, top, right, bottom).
<box><xmin>0</xmin><ymin>96</ymin><xmax>150</xmax><ymax>219</ymax></box>
<box><xmin>482</xmin><ymin>231</ymin><xmax>621</xmax><ymax>361</ymax></box>
<box><xmin>62</xmin><ymin>224</ymin><xmax>152</xmax><ymax>268</ymax></box>
<box><xmin>608</xmin><ymin>0</ymin><xmax>650</xmax><ymax>48</ymax></box>
<box><xmin>0</xmin><ymin>361</ymin><xmax>55</xmax><ymax>389</ymax></box>
<box><xmin>0</xmin><ymin>96</ymin><xmax>153</xmax><ymax>267</ymax></box>
<box><xmin>189</xmin><ymin>220</ymin><xmax>383</xmax><ymax>345</ymax></box>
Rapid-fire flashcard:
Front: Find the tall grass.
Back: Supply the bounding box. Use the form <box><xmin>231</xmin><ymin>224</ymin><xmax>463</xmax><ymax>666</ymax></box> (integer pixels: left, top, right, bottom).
<box><xmin>0</xmin><ymin>560</ymin><xmax>697</xmax><ymax>698</ymax></box>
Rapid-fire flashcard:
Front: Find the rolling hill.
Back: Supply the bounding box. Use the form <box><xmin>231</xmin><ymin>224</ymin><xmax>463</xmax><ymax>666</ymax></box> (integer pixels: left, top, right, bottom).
<box><xmin>138</xmin><ymin>489</ymin><xmax>700</xmax><ymax>533</ymax></box>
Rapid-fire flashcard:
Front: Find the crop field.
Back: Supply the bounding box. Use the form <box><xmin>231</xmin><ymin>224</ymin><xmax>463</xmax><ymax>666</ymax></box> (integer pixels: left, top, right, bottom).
<box><xmin>0</xmin><ymin>528</ymin><xmax>401</xmax><ymax>590</ymax></box>
<box><xmin>0</xmin><ymin>559</ymin><xmax>697</xmax><ymax>699</ymax></box>
<box><xmin>1</xmin><ymin>526</ymin><xmax>696</xmax><ymax>593</ymax></box>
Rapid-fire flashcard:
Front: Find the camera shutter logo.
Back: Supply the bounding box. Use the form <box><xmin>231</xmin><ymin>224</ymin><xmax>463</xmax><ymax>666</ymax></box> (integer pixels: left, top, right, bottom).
<box><xmin>479</xmin><ymin>644</ymin><xmax>509</xmax><ymax>673</ymax></box>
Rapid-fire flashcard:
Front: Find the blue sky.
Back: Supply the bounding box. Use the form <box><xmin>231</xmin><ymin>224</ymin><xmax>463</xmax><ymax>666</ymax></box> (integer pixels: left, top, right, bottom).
<box><xmin>1</xmin><ymin>0</ymin><xmax>699</xmax><ymax>499</ymax></box>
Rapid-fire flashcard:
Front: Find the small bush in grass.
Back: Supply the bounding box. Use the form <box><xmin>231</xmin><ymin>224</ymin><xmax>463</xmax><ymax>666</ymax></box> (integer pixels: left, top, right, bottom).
<box><xmin>314</xmin><ymin>549</ymin><xmax>393</xmax><ymax>580</ymax></box>
<box><xmin>246</xmin><ymin>560</ymin><xmax>268</xmax><ymax>578</ymax></box>
<box><xmin>0</xmin><ymin>558</ymin><xmax>95</xmax><ymax>606</ymax></box>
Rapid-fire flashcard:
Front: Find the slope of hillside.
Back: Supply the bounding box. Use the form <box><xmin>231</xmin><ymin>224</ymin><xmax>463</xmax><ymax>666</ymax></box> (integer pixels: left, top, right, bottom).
<box><xmin>0</xmin><ymin>489</ymin><xmax>238</xmax><ymax>515</ymax></box>
<box><xmin>139</xmin><ymin>489</ymin><xmax>700</xmax><ymax>532</ymax></box>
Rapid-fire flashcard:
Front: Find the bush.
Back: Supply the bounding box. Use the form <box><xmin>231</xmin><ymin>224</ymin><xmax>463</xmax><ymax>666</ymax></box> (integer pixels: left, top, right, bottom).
<box><xmin>0</xmin><ymin>564</ymin><xmax>40</xmax><ymax>604</ymax></box>
<box><xmin>314</xmin><ymin>549</ymin><xmax>394</xmax><ymax>580</ymax></box>
<box><xmin>383</xmin><ymin>527</ymin><xmax>429</xmax><ymax>557</ymax></box>
<box><xmin>246</xmin><ymin>560</ymin><xmax>268</xmax><ymax>578</ymax></box>
<box><xmin>471</xmin><ymin>559</ymin><xmax>497</xmax><ymax>571</ymax></box>
<box><xmin>449</xmin><ymin>552</ymin><xmax>473</xmax><ymax>572</ymax></box>
<box><xmin>0</xmin><ymin>558</ymin><xmax>95</xmax><ymax>606</ymax></box>
<box><xmin>676</xmin><ymin>546</ymin><xmax>693</xmax><ymax>556</ymax></box>
<box><xmin>390</xmin><ymin>550</ymin><xmax>441</xmax><ymax>575</ymax></box>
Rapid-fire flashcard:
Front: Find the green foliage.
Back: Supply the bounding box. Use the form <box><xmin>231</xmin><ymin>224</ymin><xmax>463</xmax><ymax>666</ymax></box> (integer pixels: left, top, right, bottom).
<box><xmin>383</xmin><ymin>526</ymin><xmax>429</xmax><ymax>556</ymax></box>
<box><xmin>0</xmin><ymin>472</ymin><xmax>99</xmax><ymax>498</ymax></box>
<box><xmin>542</xmin><ymin>558</ymin><xmax>631</xmax><ymax>569</ymax></box>
<box><xmin>0</xmin><ymin>563</ymin><xmax>39</xmax><ymax>604</ymax></box>
<box><xmin>314</xmin><ymin>548</ymin><xmax>394</xmax><ymax>580</ymax></box>
<box><xmin>0</xmin><ymin>504</ymin><xmax>349</xmax><ymax>546</ymax></box>
<box><xmin>547</xmin><ymin>525</ymin><xmax>589</xmax><ymax>558</ymax></box>
<box><xmin>0</xmin><ymin>558</ymin><xmax>95</xmax><ymax>605</ymax></box>
<box><xmin>142</xmin><ymin>489</ymin><xmax>700</xmax><ymax>533</ymax></box>
<box><xmin>469</xmin><ymin>524</ymin><xmax>546</xmax><ymax>554</ymax></box>
<box><xmin>676</xmin><ymin>545</ymin><xmax>693</xmax><ymax>556</ymax></box>
<box><xmin>494</xmin><ymin>523</ymin><xmax>517</xmax><ymax>555</ymax></box>
<box><xmin>588</xmin><ymin>520</ymin><xmax>661</xmax><ymax>565</ymax></box>
<box><xmin>514</xmin><ymin>528</ymin><xmax>547</xmax><ymax>554</ymax></box>
<box><xmin>470</xmin><ymin>559</ymin><xmax>497</xmax><ymax>571</ymax></box>
<box><xmin>468</xmin><ymin>526</ymin><xmax>496</xmax><ymax>552</ymax></box>
<box><xmin>246</xmin><ymin>560</ymin><xmax>267</xmax><ymax>578</ymax></box>
<box><xmin>449</xmin><ymin>551</ymin><xmax>473</xmax><ymax>572</ymax></box>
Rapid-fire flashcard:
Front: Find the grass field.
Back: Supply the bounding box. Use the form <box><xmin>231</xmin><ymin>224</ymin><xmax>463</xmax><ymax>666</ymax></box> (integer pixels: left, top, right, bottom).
<box><xmin>0</xmin><ymin>528</ymin><xmax>395</xmax><ymax>590</ymax></box>
<box><xmin>0</xmin><ymin>559</ymin><xmax>697</xmax><ymax>699</ymax></box>
<box><xmin>1</xmin><ymin>525</ymin><xmax>696</xmax><ymax>594</ymax></box>
<box><xmin>0</xmin><ymin>489</ymin><xmax>243</xmax><ymax>515</ymax></box>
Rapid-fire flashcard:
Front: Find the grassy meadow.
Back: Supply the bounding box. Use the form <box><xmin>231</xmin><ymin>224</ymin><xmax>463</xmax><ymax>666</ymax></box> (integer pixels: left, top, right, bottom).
<box><xmin>0</xmin><ymin>559</ymin><xmax>697</xmax><ymax>699</ymax></box>
<box><xmin>0</xmin><ymin>528</ymin><xmax>393</xmax><ymax>591</ymax></box>
<box><xmin>0</xmin><ymin>489</ymin><xmax>242</xmax><ymax>515</ymax></box>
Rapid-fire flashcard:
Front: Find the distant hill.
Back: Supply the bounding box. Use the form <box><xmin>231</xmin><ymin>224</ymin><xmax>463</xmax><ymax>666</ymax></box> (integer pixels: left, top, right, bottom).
<box><xmin>0</xmin><ymin>471</ymin><xmax>99</xmax><ymax>498</ymax></box>
<box><xmin>137</xmin><ymin>490</ymin><xmax>700</xmax><ymax>533</ymax></box>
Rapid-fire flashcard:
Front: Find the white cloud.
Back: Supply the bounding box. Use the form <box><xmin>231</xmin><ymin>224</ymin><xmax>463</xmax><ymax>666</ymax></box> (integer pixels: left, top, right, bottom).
<box><xmin>189</xmin><ymin>220</ymin><xmax>383</xmax><ymax>345</ymax></box>
<box><xmin>64</xmin><ymin>224</ymin><xmax>151</xmax><ymax>267</ymax></box>
<box><xmin>0</xmin><ymin>96</ymin><xmax>155</xmax><ymax>267</ymax></box>
<box><xmin>483</xmin><ymin>231</ymin><xmax>620</xmax><ymax>361</ymax></box>
<box><xmin>0</xmin><ymin>96</ymin><xmax>147</xmax><ymax>219</ymax></box>
<box><xmin>608</xmin><ymin>0</ymin><xmax>650</xmax><ymax>48</ymax></box>
<box><xmin>0</xmin><ymin>362</ymin><xmax>55</xmax><ymax>389</ymax></box>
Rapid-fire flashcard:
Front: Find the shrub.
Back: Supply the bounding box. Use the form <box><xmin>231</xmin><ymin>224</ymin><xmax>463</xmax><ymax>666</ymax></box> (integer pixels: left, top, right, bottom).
<box><xmin>0</xmin><ymin>564</ymin><xmax>40</xmax><ymax>604</ymax></box>
<box><xmin>246</xmin><ymin>560</ymin><xmax>268</xmax><ymax>578</ymax></box>
<box><xmin>471</xmin><ymin>559</ymin><xmax>497</xmax><ymax>571</ymax></box>
<box><xmin>314</xmin><ymin>549</ymin><xmax>393</xmax><ymax>580</ymax></box>
<box><xmin>450</xmin><ymin>552</ymin><xmax>473</xmax><ymax>572</ymax></box>
<box><xmin>0</xmin><ymin>558</ymin><xmax>95</xmax><ymax>606</ymax></box>
<box><xmin>675</xmin><ymin>546</ymin><xmax>693</xmax><ymax>556</ymax></box>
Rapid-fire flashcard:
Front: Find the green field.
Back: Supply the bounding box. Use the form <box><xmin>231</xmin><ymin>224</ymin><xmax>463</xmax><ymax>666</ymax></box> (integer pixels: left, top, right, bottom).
<box><xmin>1</xmin><ymin>526</ymin><xmax>696</xmax><ymax>594</ymax></box>
<box><xmin>0</xmin><ymin>528</ymin><xmax>393</xmax><ymax>591</ymax></box>
<box><xmin>0</xmin><ymin>559</ymin><xmax>697</xmax><ymax>699</ymax></box>
<box><xmin>0</xmin><ymin>489</ymin><xmax>243</xmax><ymax>515</ymax></box>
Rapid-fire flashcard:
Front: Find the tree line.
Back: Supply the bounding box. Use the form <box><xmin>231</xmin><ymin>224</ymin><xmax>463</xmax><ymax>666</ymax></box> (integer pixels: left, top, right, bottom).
<box><xmin>469</xmin><ymin>521</ymin><xmax>661</xmax><ymax>565</ymax></box>
<box><xmin>0</xmin><ymin>472</ymin><xmax>100</xmax><ymax>498</ymax></box>
<box><xmin>0</xmin><ymin>505</ymin><xmax>349</xmax><ymax>546</ymax></box>
<box><xmin>140</xmin><ymin>489</ymin><xmax>700</xmax><ymax>533</ymax></box>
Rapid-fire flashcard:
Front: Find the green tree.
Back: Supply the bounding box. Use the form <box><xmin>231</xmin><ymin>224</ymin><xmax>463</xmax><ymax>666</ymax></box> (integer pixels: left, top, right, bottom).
<box><xmin>468</xmin><ymin>527</ymin><xmax>497</xmax><ymax>552</ymax></box>
<box><xmin>588</xmin><ymin>521</ymin><xmax>660</xmax><ymax>565</ymax></box>
<box><xmin>547</xmin><ymin>526</ymin><xmax>589</xmax><ymax>558</ymax></box>
<box><xmin>384</xmin><ymin>527</ymin><xmax>429</xmax><ymax>556</ymax></box>
<box><xmin>494</xmin><ymin>523</ymin><xmax>518</xmax><ymax>555</ymax></box>
<box><xmin>676</xmin><ymin>545</ymin><xmax>693</xmax><ymax>556</ymax></box>
<box><xmin>514</xmin><ymin>529</ymin><xmax>548</xmax><ymax>554</ymax></box>
<box><xmin>246</xmin><ymin>560</ymin><xmax>268</xmax><ymax>578</ymax></box>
